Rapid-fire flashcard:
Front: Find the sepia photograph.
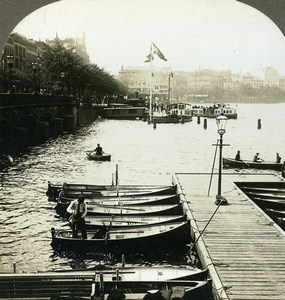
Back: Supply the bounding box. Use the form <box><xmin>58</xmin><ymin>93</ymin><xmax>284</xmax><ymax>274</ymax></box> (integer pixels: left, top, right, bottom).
<box><xmin>0</xmin><ymin>0</ymin><xmax>285</xmax><ymax>299</ymax></box>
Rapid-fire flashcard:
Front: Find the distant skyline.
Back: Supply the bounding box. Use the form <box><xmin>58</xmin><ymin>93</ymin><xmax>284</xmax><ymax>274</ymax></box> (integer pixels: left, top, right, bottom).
<box><xmin>12</xmin><ymin>0</ymin><xmax>285</xmax><ymax>76</ymax></box>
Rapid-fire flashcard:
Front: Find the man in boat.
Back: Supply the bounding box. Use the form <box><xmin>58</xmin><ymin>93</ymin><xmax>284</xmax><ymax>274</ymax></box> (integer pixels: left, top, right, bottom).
<box><xmin>95</xmin><ymin>143</ymin><xmax>103</xmax><ymax>155</ymax></box>
<box><xmin>67</xmin><ymin>195</ymin><xmax>87</xmax><ymax>239</ymax></box>
<box><xmin>276</xmin><ymin>153</ymin><xmax>282</xmax><ymax>163</ymax></box>
<box><xmin>253</xmin><ymin>153</ymin><xmax>263</xmax><ymax>163</ymax></box>
<box><xmin>235</xmin><ymin>150</ymin><xmax>241</xmax><ymax>161</ymax></box>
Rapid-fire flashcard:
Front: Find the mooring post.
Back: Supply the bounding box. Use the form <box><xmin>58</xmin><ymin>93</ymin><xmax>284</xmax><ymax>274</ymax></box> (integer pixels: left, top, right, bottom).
<box><xmin>99</xmin><ymin>272</ymin><xmax>104</xmax><ymax>300</ymax></box>
<box><xmin>203</xmin><ymin>118</ymin><xmax>207</xmax><ymax>129</ymax></box>
<box><xmin>257</xmin><ymin>119</ymin><xmax>261</xmax><ymax>129</ymax></box>
<box><xmin>115</xmin><ymin>164</ymin><xmax>118</xmax><ymax>186</ymax></box>
<box><xmin>197</xmin><ymin>115</ymin><xmax>201</xmax><ymax>124</ymax></box>
<box><xmin>121</xmin><ymin>254</ymin><xmax>125</xmax><ymax>267</ymax></box>
<box><xmin>13</xmin><ymin>262</ymin><xmax>16</xmax><ymax>273</ymax></box>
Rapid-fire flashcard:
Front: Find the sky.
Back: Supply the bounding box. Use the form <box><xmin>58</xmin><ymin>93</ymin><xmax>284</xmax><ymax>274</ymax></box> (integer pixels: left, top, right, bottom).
<box><xmin>12</xmin><ymin>0</ymin><xmax>285</xmax><ymax>77</ymax></box>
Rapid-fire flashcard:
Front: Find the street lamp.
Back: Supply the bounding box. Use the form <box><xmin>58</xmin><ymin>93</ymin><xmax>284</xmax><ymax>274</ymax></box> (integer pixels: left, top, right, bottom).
<box><xmin>215</xmin><ymin>113</ymin><xmax>228</xmax><ymax>205</ymax></box>
<box><xmin>7</xmin><ymin>55</ymin><xmax>13</xmax><ymax>94</ymax></box>
<box><xmin>32</xmin><ymin>62</ymin><xmax>38</xmax><ymax>94</ymax></box>
<box><xmin>168</xmin><ymin>72</ymin><xmax>173</xmax><ymax>102</ymax></box>
<box><xmin>61</xmin><ymin>72</ymin><xmax>66</xmax><ymax>95</ymax></box>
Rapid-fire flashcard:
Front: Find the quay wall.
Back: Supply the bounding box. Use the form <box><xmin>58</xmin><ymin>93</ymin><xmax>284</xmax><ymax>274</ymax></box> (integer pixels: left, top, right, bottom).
<box><xmin>0</xmin><ymin>94</ymin><xmax>102</xmax><ymax>153</ymax></box>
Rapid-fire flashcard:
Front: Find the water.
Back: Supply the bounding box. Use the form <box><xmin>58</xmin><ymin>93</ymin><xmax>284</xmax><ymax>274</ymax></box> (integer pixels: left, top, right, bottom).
<box><xmin>0</xmin><ymin>103</ymin><xmax>284</xmax><ymax>273</ymax></box>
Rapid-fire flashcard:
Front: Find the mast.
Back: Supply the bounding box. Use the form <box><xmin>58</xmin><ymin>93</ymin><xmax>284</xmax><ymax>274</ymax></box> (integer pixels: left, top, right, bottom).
<box><xmin>149</xmin><ymin>43</ymin><xmax>153</xmax><ymax>122</ymax></box>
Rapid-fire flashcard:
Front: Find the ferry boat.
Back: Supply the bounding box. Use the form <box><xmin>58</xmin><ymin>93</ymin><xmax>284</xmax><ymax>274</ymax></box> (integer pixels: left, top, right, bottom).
<box><xmin>103</xmin><ymin>103</ymin><xmax>147</xmax><ymax>120</ymax></box>
<box><xmin>152</xmin><ymin>103</ymin><xmax>193</xmax><ymax>123</ymax></box>
<box><xmin>191</xmin><ymin>103</ymin><xmax>238</xmax><ymax>119</ymax></box>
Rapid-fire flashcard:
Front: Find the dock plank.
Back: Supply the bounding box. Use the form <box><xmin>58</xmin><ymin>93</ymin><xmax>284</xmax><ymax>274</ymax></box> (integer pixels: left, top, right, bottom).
<box><xmin>174</xmin><ymin>173</ymin><xmax>285</xmax><ymax>300</ymax></box>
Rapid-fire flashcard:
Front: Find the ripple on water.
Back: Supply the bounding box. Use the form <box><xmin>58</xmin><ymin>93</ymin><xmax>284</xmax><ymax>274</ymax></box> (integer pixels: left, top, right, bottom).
<box><xmin>0</xmin><ymin>104</ymin><xmax>285</xmax><ymax>272</ymax></box>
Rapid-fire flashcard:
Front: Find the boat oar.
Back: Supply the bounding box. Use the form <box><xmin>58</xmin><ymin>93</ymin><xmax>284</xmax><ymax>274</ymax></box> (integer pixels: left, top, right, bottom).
<box><xmin>240</xmin><ymin>158</ymin><xmax>250</xmax><ymax>168</ymax></box>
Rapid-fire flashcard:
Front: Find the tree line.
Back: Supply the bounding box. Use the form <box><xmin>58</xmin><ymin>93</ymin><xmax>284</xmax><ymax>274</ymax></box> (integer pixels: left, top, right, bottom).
<box><xmin>0</xmin><ymin>39</ymin><xmax>128</xmax><ymax>100</ymax></box>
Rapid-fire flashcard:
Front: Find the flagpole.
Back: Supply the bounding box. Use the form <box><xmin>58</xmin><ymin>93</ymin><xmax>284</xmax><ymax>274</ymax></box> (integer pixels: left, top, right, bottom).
<box><xmin>149</xmin><ymin>43</ymin><xmax>153</xmax><ymax>122</ymax></box>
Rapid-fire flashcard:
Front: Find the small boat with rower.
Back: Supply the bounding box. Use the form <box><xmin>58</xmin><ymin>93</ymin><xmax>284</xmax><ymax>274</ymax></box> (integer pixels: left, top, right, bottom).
<box><xmin>86</xmin><ymin>151</ymin><xmax>111</xmax><ymax>161</ymax></box>
<box><xmin>223</xmin><ymin>157</ymin><xmax>282</xmax><ymax>171</ymax></box>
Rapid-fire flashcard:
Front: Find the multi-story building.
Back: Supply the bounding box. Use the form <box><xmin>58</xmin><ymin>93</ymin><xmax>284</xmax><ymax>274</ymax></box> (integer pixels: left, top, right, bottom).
<box><xmin>264</xmin><ymin>66</ymin><xmax>279</xmax><ymax>87</ymax></box>
<box><xmin>46</xmin><ymin>33</ymin><xmax>89</xmax><ymax>63</ymax></box>
<box><xmin>118</xmin><ymin>66</ymin><xmax>174</xmax><ymax>101</ymax></box>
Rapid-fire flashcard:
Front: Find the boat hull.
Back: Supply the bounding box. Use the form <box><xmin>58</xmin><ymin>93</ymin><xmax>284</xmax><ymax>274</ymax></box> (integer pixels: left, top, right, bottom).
<box><xmin>87</xmin><ymin>152</ymin><xmax>111</xmax><ymax>161</ymax></box>
<box><xmin>51</xmin><ymin>220</ymin><xmax>190</xmax><ymax>253</ymax></box>
<box><xmin>223</xmin><ymin>157</ymin><xmax>282</xmax><ymax>170</ymax></box>
<box><xmin>47</xmin><ymin>182</ymin><xmax>177</xmax><ymax>201</ymax></box>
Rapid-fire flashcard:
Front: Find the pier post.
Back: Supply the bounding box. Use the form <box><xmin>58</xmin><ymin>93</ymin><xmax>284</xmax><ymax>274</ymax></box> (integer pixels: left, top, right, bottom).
<box><xmin>13</xmin><ymin>262</ymin><xmax>16</xmax><ymax>273</ymax></box>
<box><xmin>121</xmin><ymin>254</ymin><xmax>125</xmax><ymax>267</ymax></box>
<box><xmin>99</xmin><ymin>273</ymin><xmax>104</xmax><ymax>300</ymax></box>
<box><xmin>197</xmin><ymin>115</ymin><xmax>201</xmax><ymax>124</ymax></box>
<box><xmin>203</xmin><ymin>118</ymin><xmax>207</xmax><ymax>129</ymax></box>
<box><xmin>257</xmin><ymin>119</ymin><xmax>261</xmax><ymax>129</ymax></box>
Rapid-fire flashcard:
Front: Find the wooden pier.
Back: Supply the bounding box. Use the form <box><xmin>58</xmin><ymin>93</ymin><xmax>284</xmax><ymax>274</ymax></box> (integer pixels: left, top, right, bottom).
<box><xmin>173</xmin><ymin>173</ymin><xmax>285</xmax><ymax>300</ymax></box>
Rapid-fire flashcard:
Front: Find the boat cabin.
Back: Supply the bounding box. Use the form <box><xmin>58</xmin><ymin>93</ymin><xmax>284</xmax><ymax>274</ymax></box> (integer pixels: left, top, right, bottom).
<box><xmin>168</xmin><ymin>103</ymin><xmax>192</xmax><ymax>116</ymax></box>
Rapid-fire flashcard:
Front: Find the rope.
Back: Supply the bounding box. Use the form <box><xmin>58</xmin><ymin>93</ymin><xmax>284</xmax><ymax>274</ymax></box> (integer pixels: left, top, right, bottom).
<box><xmin>208</xmin><ymin>139</ymin><xmax>219</xmax><ymax>196</ymax></box>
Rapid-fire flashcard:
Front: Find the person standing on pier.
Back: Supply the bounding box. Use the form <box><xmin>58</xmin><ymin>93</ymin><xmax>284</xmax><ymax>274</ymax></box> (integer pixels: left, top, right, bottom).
<box><xmin>95</xmin><ymin>143</ymin><xmax>103</xmax><ymax>155</ymax></box>
<box><xmin>67</xmin><ymin>195</ymin><xmax>87</xmax><ymax>239</ymax></box>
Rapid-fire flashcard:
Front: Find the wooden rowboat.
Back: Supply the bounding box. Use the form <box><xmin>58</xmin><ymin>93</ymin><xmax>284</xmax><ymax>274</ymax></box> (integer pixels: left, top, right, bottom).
<box><xmin>47</xmin><ymin>181</ymin><xmax>177</xmax><ymax>200</ymax></box>
<box><xmin>0</xmin><ymin>268</ymin><xmax>211</xmax><ymax>299</ymax></box>
<box><xmin>241</xmin><ymin>186</ymin><xmax>285</xmax><ymax>194</ymax></box>
<box><xmin>84</xmin><ymin>215</ymin><xmax>187</xmax><ymax>229</ymax></box>
<box><xmin>51</xmin><ymin>220</ymin><xmax>190</xmax><ymax>252</ymax></box>
<box><xmin>245</xmin><ymin>191</ymin><xmax>285</xmax><ymax>200</ymax></box>
<box><xmin>56</xmin><ymin>194</ymin><xmax>180</xmax><ymax>211</ymax></box>
<box><xmin>56</xmin><ymin>203</ymin><xmax>183</xmax><ymax>217</ymax></box>
<box><xmin>265</xmin><ymin>208</ymin><xmax>285</xmax><ymax>218</ymax></box>
<box><xmin>86</xmin><ymin>151</ymin><xmax>111</xmax><ymax>161</ymax></box>
<box><xmin>250</xmin><ymin>197</ymin><xmax>285</xmax><ymax>209</ymax></box>
<box><xmin>223</xmin><ymin>157</ymin><xmax>282</xmax><ymax>171</ymax></box>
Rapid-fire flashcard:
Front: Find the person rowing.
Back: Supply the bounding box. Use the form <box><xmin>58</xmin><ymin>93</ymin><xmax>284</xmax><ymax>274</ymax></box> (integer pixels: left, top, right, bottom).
<box><xmin>94</xmin><ymin>143</ymin><xmax>103</xmax><ymax>155</ymax></box>
<box><xmin>253</xmin><ymin>152</ymin><xmax>264</xmax><ymax>163</ymax></box>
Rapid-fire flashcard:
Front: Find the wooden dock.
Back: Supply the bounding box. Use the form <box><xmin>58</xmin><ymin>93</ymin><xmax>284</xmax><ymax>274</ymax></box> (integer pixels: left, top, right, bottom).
<box><xmin>173</xmin><ymin>173</ymin><xmax>285</xmax><ymax>300</ymax></box>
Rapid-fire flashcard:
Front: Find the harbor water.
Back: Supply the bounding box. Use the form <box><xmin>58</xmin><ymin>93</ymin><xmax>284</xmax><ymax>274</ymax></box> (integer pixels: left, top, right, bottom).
<box><xmin>0</xmin><ymin>103</ymin><xmax>284</xmax><ymax>273</ymax></box>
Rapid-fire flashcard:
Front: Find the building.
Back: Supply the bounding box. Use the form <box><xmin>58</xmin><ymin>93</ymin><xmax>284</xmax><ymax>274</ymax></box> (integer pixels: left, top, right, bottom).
<box><xmin>264</xmin><ymin>66</ymin><xmax>279</xmax><ymax>87</ymax></box>
<box><xmin>45</xmin><ymin>33</ymin><xmax>89</xmax><ymax>63</ymax></box>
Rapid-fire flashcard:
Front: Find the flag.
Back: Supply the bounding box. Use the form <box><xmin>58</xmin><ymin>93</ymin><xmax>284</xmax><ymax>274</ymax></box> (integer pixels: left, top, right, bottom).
<box><xmin>152</xmin><ymin>43</ymin><xmax>167</xmax><ymax>61</ymax></box>
<box><xmin>145</xmin><ymin>43</ymin><xmax>167</xmax><ymax>62</ymax></box>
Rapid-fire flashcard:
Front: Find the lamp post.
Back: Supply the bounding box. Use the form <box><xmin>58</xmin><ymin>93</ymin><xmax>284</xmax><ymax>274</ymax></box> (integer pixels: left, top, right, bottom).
<box><xmin>216</xmin><ymin>113</ymin><xmax>228</xmax><ymax>205</ymax></box>
<box><xmin>32</xmin><ymin>62</ymin><xmax>38</xmax><ymax>94</ymax></box>
<box><xmin>7</xmin><ymin>55</ymin><xmax>13</xmax><ymax>94</ymax></box>
<box><xmin>168</xmin><ymin>72</ymin><xmax>173</xmax><ymax>102</ymax></box>
<box><xmin>60</xmin><ymin>72</ymin><xmax>66</xmax><ymax>95</ymax></box>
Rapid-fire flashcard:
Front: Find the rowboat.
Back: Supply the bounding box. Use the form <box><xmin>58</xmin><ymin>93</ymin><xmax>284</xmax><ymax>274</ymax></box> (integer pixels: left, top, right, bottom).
<box><xmin>57</xmin><ymin>194</ymin><xmax>180</xmax><ymax>210</ymax></box>
<box><xmin>250</xmin><ymin>197</ymin><xmax>285</xmax><ymax>209</ymax></box>
<box><xmin>84</xmin><ymin>215</ymin><xmax>187</xmax><ymax>229</ymax></box>
<box><xmin>55</xmin><ymin>194</ymin><xmax>180</xmax><ymax>217</ymax></box>
<box><xmin>245</xmin><ymin>191</ymin><xmax>285</xmax><ymax>200</ymax></box>
<box><xmin>223</xmin><ymin>157</ymin><xmax>282</xmax><ymax>171</ymax></box>
<box><xmin>56</xmin><ymin>203</ymin><xmax>184</xmax><ymax>217</ymax></box>
<box><xmin>0</xmin><ymin>269</ymin><xmax>211</xmax><ymax>299</ymax></box>
<box><xmin>265</xmin><ymin>208</ymin><xmax>285</xmax><ymax>218</ymax></box>
<box><xmin>46</xmin><ymin>181</ymin><xmax>177</xmax><ymax>200</ymax></box>
<box><xmin>51</xmin><ymin>220</ymin><xmax>190</xmax><ymax>252</ymax></box>
<box><xmin>241</xmin><ymin>186</ymin><xmax>285</xmax><ymax>194</ymax></box>
<box><xmin>86</xmin><ymin>151</ymin><xmax>111</xmax><ymax>161</ymax></box>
